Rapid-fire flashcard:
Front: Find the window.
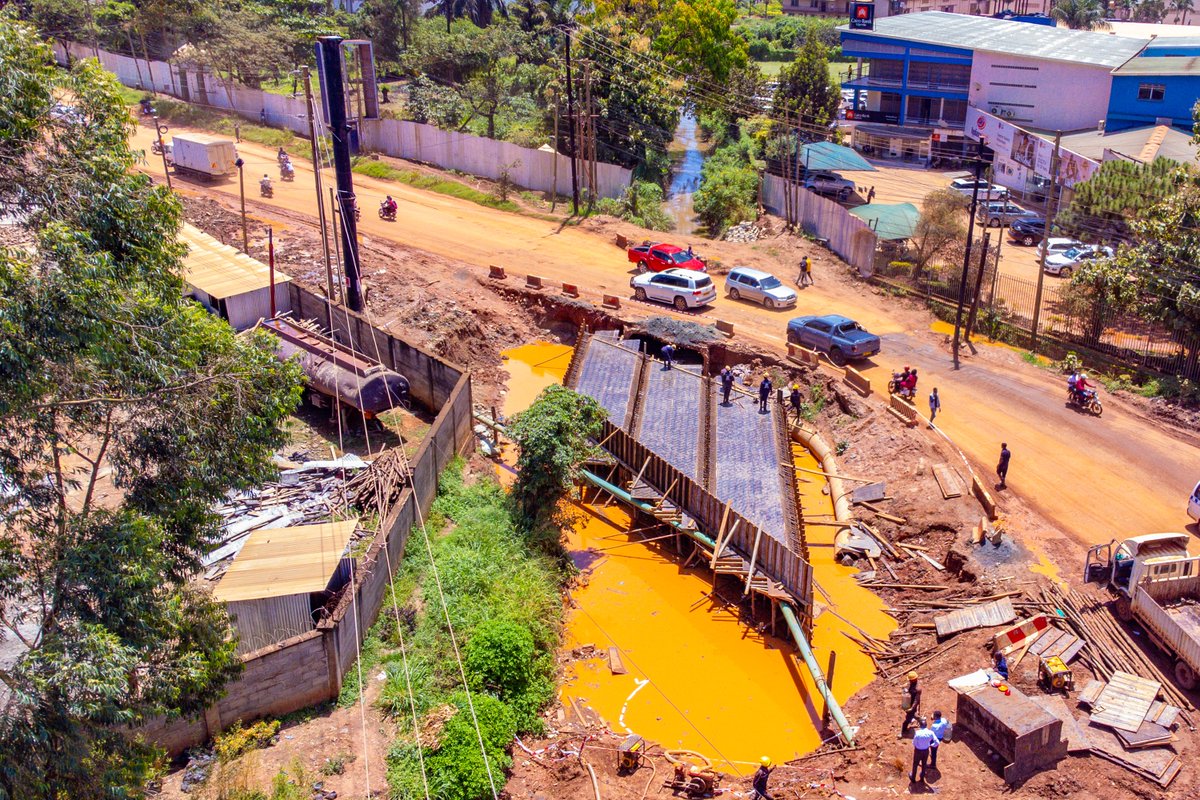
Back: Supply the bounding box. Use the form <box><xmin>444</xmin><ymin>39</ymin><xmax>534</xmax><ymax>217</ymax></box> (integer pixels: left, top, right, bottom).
<box><xmin>1138</xmin><ymin>83</ymin><xmax>1165</xmax><ymax>101</ymax></box>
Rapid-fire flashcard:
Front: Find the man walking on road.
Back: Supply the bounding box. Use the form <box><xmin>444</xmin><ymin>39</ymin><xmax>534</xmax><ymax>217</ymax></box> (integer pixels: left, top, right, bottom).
<box><xmin>929</xmin><ymin>711</ymin><xmax>950</xmax><ymax>769</ymax></box>
<box><xmin>910</xmin><ymin>717</ymin><xmax>938</xmax><ymax>783</ymax></box>
<box><xmin>899</xmin><ymin>671</ymin><xmax>922</xmax><ymax>737</ymax></box>
<box><xmin>928</xmin><ymin>387</ymin><xmax>941</xmax><ymax>425</ymax></box>
<box><xmin>798</xmin><ymin>256</ymin><xmax>813</xmax><ymax>287</ymax></box>
<box><xmin>997</xmin><ymin>442</ymin><xmax>1011</xmax><ymax>489</ymax></box>
<box><xmin>720</xmin><ymin>366</ymin><xmax>735</xmax><ymax>406</ymax></box>
<box><xmin>758</xmin><ymin>376</ymin><xmax>772</xmax><ymax>413</ymax></box>
<box><xmin>661</xmin><ymin>343</ymin><xmax>675</xmax><ymax>370</ymax></box>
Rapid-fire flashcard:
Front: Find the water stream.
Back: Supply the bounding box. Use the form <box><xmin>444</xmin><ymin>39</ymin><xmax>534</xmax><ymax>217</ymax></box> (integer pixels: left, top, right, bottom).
<box><xmin>500</xmin><ymin>343</ymin><xmax>895</xmax><ymax>772</ymax></box>
<box><xmin>664</xmin><ymin>112</ymin><xmax>706</xmax><ymax>236</ymax></box>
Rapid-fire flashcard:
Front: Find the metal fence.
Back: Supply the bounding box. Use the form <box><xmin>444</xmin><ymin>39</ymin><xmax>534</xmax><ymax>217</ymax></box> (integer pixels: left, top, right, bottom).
<box><xmin>881</xmin><ymin>260</ymin><xmax>1200</xmax><ymax>380</ymax></box>
<box><xmin>762</xmin><ymin>174</ymin><xmax>878</xmax><ymax>275</ymax></box>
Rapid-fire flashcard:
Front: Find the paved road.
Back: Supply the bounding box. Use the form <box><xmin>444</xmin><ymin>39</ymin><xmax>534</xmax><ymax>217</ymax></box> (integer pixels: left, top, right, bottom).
<box><xmin>133</xmin><ymin>124</ymin><xmax>1200</xmax><ymax>551</ymax></box>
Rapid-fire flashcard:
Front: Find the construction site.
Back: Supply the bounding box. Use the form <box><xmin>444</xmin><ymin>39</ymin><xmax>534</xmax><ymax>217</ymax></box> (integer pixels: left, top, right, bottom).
<box><xmin>81</xmin><ymin>40</ymin><xmax>1199</xmax><ymax>800</ymax></box>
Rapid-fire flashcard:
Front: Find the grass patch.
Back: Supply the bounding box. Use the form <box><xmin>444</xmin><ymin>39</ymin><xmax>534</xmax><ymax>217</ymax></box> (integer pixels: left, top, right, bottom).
<box><xmin>352</xmin><ymin>159</ymin><xmax>522</xmax><ymax>214</ymax></box>
<box><xmin>755</xmin><ymin>60</ymin><xmax>787</xmax><ymax>77</ymax></box>
<box><xmin>153</xmin><ymin>98</ymin><xmax>298</xmax><ymax>150</ymax></box>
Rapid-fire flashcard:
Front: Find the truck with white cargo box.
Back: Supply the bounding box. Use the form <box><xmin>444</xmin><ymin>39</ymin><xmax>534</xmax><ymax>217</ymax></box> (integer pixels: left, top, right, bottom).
<box><xmin>1084</xmin><ymin>532</ymin><xmax>1200</xmax><ymax>689</ymax></box>
<box><xmin>170</xmin><ymin>134</ymin><xmax>238</xmax><ymax>180</ymax></box>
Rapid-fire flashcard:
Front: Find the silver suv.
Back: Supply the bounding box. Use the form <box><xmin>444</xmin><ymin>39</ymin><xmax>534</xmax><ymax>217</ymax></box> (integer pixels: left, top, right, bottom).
<box><xmin>949</xmin><ymin>177</ymin><xmax>1007</xmax><ymax>200</ymax></box>
<box><xmin>804</xmin><ymin>170</ymin><xmax>855</xmax><ymax>201</ymax></box>
<box><xmin>977</xmin><ymin>201</ymin><xmax>1030</xmax><ymax>227</ymax></box>
<box><xmin>725</xmin><ymin>267</ymin><xmax>797</xmax><ymax>309</ymax></box>
<box><xmin>630</xmin><ymin>268</ymin><xmax>718</xmax><ymax>311</ymax></box>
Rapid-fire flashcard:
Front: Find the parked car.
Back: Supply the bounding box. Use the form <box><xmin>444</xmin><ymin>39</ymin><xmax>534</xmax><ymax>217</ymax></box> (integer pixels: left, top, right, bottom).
<box><xmin>978</xmin><ymin>201</ymin><xmax>1030</xmax><ymax>227</ymax></box>
<box><xmin>786</xmin><ymin>314</ymin><xmax>881</xmax><ymax>365</ymax></box>
<box><xmin>626</xmin><ymin>242</ymin><xmax>706</xmax><ymax>273</ymax></box>
<box><xmin>1037</xmin><ymin>237</ymin><xmax>1084</xmax><ymax>259</ymax></box>
<box><xmin>804</xmin><ymin>170</ymin><xmax>856</xmax><ymax>201</ymax></box>
<box><xmin>630</xmin><ymin>268</ymin><xmax>717</xmax><ymax>310</ymax></box>
<box><xmin>1008</xmin><ymin>216</ymin><xmax>1047</xmax><ymax>246</ymax></box>
<box><xmin>1189</xmin><ymin>480</ymin><xmax>1199</xmax><ymax>523</ymax></box>
<box><xmin>725</xmin><ymin>267</ymin><xmax>797</xmax><ymax>309</ymax></box>
<box><xmin>949</xmin><ymin>177</ymin><xmax>1007</xmax><ymax>200</ymax></box>
<box><xmin>1044</xmin><ymin>245</ymin><xmax>1114</xmax><ymax>278</ymax></box>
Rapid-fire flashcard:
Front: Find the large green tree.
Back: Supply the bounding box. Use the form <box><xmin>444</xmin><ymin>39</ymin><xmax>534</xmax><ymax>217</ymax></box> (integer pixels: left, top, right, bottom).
<box><xmin>1057</xmin><ymin>157</ymin><xmax>1181</xmax><ymax>245</ymax></box>
<box><xmin>1051</xmin><ymin>0</ymin><xmax>1110</xmax><ymax>29</ymax></box>
<box><xmin>772</xmin><ymin>27</ymin><xmax>840</xmax><ymax>132</ymax></box>
<box><xmin>0</xmin><ymin>19</ymin><xmax>303</xmax><ymax>798</ymax></box>
<box><xmin>653</xmin><ymin>0</ymin><xmax>748</xmax><ymax>87</ymax></box>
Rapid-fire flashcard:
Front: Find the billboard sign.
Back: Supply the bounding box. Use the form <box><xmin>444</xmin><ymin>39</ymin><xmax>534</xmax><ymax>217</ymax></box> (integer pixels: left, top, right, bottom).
<box><xmin>966</xmin><ymin>107</ymin><xmax>1098</xmax><ymax>188</ymax></box>
<box><xmin>850</xmin><ymin>2</ymin><xmax>876</xmax><ymax>30</ymax></box>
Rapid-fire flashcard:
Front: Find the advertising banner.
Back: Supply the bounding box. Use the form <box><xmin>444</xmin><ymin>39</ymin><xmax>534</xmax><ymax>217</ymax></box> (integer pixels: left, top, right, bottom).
<box><xmin>965</xmin><ymin>107</ymin><xmax>1098</xmax><ymax>188</ymax></box>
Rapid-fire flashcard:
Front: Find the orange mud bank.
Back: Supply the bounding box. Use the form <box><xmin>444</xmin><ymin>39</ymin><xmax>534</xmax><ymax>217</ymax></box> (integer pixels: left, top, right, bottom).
<box><xmin>501</xmin><ymin>344</ymin><xmax>896</xmax><ymax>774</ymax></box>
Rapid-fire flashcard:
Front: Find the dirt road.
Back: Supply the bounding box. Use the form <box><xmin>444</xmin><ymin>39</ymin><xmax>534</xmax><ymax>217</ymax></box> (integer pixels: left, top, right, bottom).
<box><xmin>134</xmin><ymin>125</ymin><xmax>1199</xmax><ymax>552</ymax></box>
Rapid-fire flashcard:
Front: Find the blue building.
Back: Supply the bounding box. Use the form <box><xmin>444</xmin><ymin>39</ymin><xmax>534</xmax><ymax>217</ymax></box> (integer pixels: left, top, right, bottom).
<box><xmin>1106</xmin><ymin>38</ymin><xmax>1200</xmax><ymax>132</ymax></box>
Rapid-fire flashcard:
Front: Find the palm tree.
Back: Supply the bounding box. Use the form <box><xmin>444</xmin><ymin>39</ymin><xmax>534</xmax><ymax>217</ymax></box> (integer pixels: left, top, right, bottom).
<box><xmin>1051</xmin><ymin>0</ymin><xmax>1111</xmax><ymax>29</ymax></box>
<box><xmin>1172</xmin><ymin>0</ymin><xmax>1193</xmax><ymax>23</ymax></box>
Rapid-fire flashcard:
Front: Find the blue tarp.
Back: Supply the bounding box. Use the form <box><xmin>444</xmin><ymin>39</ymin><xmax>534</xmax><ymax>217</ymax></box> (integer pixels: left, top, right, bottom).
<box><xmin>800</xmin><ymin>141</ymin><xmax>878</xmax><ymax>173</ymax></box>
<box><xmin>848</xmin><ymin>203</ymin><xmax>920</xmax><ymax>241</ymax></box>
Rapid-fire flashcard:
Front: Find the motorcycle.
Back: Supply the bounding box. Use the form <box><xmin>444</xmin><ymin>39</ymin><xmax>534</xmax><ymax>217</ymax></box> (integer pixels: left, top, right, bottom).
<box><xmin>280</xmin><ymin>162</ymin><xmax>295</xmax><ymax>182</ymax></box>
<box><xmin>260</xmin><ymin>181</ymin><xmax>274</xmax><ymax>198</ymax></box>
<box><xmin>151</xmin><ymin>140</ymin><xmax>165</xmax><ymax>156</ymax></box>
<box><xmin>379</xmin><ymin>202</ymin><xmax>397</xmax><ymax>221</ymax></box>
<box><xmin>1068</xmin><ymin>387</ymin><xmax>1103</xmax><ymax>416</ymax></box>
<box><xmin>888</xmin><ymin>371</ymin><xmax>916</xmax><ymax>400</ymax></box>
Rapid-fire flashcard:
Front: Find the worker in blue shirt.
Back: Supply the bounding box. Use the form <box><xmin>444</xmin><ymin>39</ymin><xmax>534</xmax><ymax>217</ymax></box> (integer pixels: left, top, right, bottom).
<box><xmin>993</xmin><ymin>649</ymin><xmax>1009</xmax><ymax>680</ymax></box>
<box><xmin>910</xmin><ymin>717</ymin><xmax>939</xmax><ymax>783</ymax></box>
<box><xmin>929</xmin><ymin>711</ymin><xmax>950</xmax><ymax>769</ymax></box>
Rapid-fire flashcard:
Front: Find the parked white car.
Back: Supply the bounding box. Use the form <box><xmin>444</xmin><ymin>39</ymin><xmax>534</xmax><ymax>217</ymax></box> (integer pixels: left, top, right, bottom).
<box><xmin>1189</xmin><ymin>480</ymin><xmax>1200</xmax><ymax>523</ymax></box>
<box><xmin>630</xmin><ymin>268</ymin><xmax>717</xmax><ymax>310</ymax></box>
<box><xmin>1037</xmin><ymin>237</ymin><xmax>1084</xmax><ymax>259</ymax></box>
<box><xmin>725</xmin><ymin>267</ymin><xmax>797</xmax><ymax>309</ymax></box>
<box><xmin>1043</xmin><ymin>245</ymin><xmax>1114</xmax><ymax>278</ymax></box>
<box><xmin>949</xmin><ymin>177</ymin><xmax>1008</xmax><ymax>200</ymax></box>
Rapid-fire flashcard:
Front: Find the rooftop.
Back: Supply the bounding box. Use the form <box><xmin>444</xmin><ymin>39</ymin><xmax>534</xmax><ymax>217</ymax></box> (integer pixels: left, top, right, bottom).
<box><xmin>1113</xmin><ymin>55</ymin><xmax>1200</xmax><ymax>75</ymax></box>
<box><xmin>1054</xmin><ymin>125</ymin><xmax>1198</xmax><ymax>164</ymax></box>
<box><xmin>841</xmin><ymin>12</ymin><xmax>1149</xmax><ymax>68</ymax></box>
<box><xmin>180</xmin><ymin>223</ymin><xmax>291</xmax><ymax>300</ymax></box>
<box><xmin>213</xmin><ymin>518</ymin><xmax>358</xmax><ymax>603</ymax></box>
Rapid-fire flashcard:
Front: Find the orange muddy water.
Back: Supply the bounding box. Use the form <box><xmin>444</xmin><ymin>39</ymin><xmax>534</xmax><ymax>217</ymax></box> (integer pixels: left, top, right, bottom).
<box><xmin>501</xmin><ymin>344</ymin><xmax>896</xmax><ymax>773</ymax></box>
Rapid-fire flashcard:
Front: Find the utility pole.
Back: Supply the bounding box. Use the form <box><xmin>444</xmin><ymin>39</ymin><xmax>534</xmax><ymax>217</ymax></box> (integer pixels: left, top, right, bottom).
<box><xmin>552</xmin><ymin>93</ymin><xmax>560</xmax><ymax>213</ymax></box>
<box><xmin>235</xmin><ymin>157</ymin><xmax>248</xmax><ymax>251</ymax></box>
<box><xmin>316</xmin><ymin>36</ymin><xmax>363</xmax><ymax>312</ymax></box>
<box><xmin>1030</xmin><ymin>131</ymin><xmax>1063</xmax><ymax>353</ymax></box>
<box><xmin>302</xmin><ymin>66</ymin><xmax>336</xmax><ymax>305</ymax></box>
<box><xmin>565</xmin><ymin>28</ymin><xmax>580</xmax><ymax>215</ymax></box>
<box><xmin>951</xmin><ymin>138</ymin><xmax>986</xmax><ymax>369</ymax></box>
<box><xmin>153</xmin><ymin>115</ymin><xmax>172</xmax><ymax>190</ymax></box>
<box><xmin>964</xmin><ymin>231</ymin><xmax>991</xmax><ymax>345</ymax></box>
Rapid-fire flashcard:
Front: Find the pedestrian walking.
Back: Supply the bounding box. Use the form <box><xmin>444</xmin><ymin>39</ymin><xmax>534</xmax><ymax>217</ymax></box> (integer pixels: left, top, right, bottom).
<box><xmin>758</xmin><ymin>376</ymin><xmax>772</xmax><ymax>413</ymax></box>
<box><xmin>867</xmin><ymin>185</ymin><xmax>876</xmax><ymax>204</ymax></box>
<box><xmin>929</xmin><ymin>711</ymin><xmax>951</xmax><ymax>769</ymax></box>
<box><xmin>928</xmin><ymin>387</ymin><xmax>941</xmax><ymax>425</ymax></box>
<box><xmin>750</xmin><ymin>756</ymin><xmax>774</xmax><ymax>799</ymax></box>
<box><xmin>798</xmin><ymin>255</ymin><xmax>813</xmax><ymax>287</ymax></box>
<box><xmin>789</xmin><ymin>383</ymin><xmax>803</xmax><ymax>421</ymax></box>
<box><xmin>259</xmin><ymin>108</ymin><xmax>267</xmax><ymax>125</ymax></box>
<box><xmin>234</xmin><ymin>122</ymin><xmax>241</xmax><ymax>143</ymax></box>
<box><xmin>720</xmin><ymin>366</ymin><xmax>735</xmax><ymax>406</ymax></box>
<box><xmin>661</xmin><ymin>343</ymin><xmax>675</xmax><ymax>370</ymax></box>
<box><xmin>910</xmin><ymin>717</ymin><xmax>939</xmax><ymax>782</ymax></box>
<box><xmin>996</xmin><ymin>442</ymin><xmax>1011</xmax><ymax>489</ymax></box>
<box><xmin>899</xmin><ymin>671</ymin><xmax>922</xmax><ymax>737</ymax></box>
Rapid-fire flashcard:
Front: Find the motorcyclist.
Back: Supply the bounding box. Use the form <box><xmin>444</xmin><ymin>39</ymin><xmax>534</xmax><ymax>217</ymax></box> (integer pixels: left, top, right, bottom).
<box><xmin>1075</xmin><ymin>372</ymin><xmax>1094</xmax><ymax>401</ymax></box>
<box><xmin>260</xmin><ymin>174</ymin><xmax>273</xmax><ymax>195</ymax></box>
<box><xmin>1067</xmin><ymin>369</ymin><xmax>1080</xmax><ymax>402</ymax></box>
<box><xmin>280</xmin><ymin>156</ymin><xmax>294</xmax><ymax>179</ymax></box>
<box><xmin>277</xmin><ymin>147</ymin><xmax>288</xmax><ymax>164</ymax></box>
<box><xmin>892</xmin><ymin>366</ymin><xmax>910</xmax><ymax>396</ymax></box>
<box><xmin>902</xmin><ymin>367</ymin><xmax>918</xmax><ymax>400</ymax></box>
<box><xmin>384</xmin><ymin>195</ymin><xmax>397</xmax><ymax>214</ymax></box>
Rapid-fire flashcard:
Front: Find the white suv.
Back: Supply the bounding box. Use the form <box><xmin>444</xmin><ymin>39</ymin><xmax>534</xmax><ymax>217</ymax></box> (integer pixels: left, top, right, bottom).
<box><xmin>630</xmin><ymin>268</ymin><xmax>717</xmax><ymax>311</ymax></box>
<box><xmin>949</xmin><ymin>177</ymin><xmax>1007</xmax><ymax>200</ymax></box>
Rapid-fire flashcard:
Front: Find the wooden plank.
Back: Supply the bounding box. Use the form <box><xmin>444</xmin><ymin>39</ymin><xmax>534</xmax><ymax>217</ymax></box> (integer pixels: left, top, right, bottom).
<box><xmin>932</xmin><ymin>464</ymin><xmax>963</xmax><ymax>499</ymax></box>
<box><xmin>933</xmin><ymin>597</ymin><xmax>1016</xmax><ymax>638</ymax></box>
<box><xmin>1041</xmin><ymin>695</ymin><xmax>1090</xmax><ymax>753</ymax></box>
<box><xmin>1078</xmin><ymin>680</ymin><xmax>1106</xmax><ymax>708</ymax></box>
<box><xmin>1090</xmin><ymin>671</ymin><xmax>1161</xmax><ymax>733</ymax></box>
<box><xmin>743</xmin><ymin>527</ymin><xmax>764</xmax><ymax>596</ymax></box>
<box><xmin>850</xmin><ymin>482</ymin><xmax>887</xmax><ymax>503</ymax></box>
<box><xmin>1116</xmin><ymin>720</ymin><xmax>1173</xmax><ymax>749</ymax></box>
<box><xmin>608</xmin><ymin>647</ymin><xmax>628</xmax><ymax>675</ymax></box>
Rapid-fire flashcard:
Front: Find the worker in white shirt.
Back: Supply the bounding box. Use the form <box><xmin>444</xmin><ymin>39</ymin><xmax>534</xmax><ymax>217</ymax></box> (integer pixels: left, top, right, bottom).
<box><xmin>910</xmin><ymin>716</ymin><xmax>939</xmax><ymax>782</ymax></box>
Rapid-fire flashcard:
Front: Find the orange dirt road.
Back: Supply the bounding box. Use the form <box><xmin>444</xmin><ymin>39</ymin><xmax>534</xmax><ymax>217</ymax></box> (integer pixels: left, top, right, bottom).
<box><xmin>132</xmin><ymin>125</ymin><xmax>1200</xmax><ymax>553</ymax></box>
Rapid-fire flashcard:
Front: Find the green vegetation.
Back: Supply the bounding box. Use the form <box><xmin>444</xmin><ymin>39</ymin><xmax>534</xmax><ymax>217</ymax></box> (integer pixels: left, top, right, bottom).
<box><xmin>153</xmin><ymin>97</ymin><xmax>298</xmax><ymax>149</ymax></box>
<box><xmin>0</xmin><ymin>18</ymin><xmax>303</xmax><ymax>798</ymax></box>
<box><xmin>214</xmin><ymin>720</ymin><xmax>281</xmax><ymax>763</ymax></box>
<box><xmin>595</xmin><ymin>181</ymin><xmax>674</xmax><ymax>231</ymax></box>
<box><xmin>1057</xmin><ymin>157</ymin><xmax>1181</xmax><ymax>244</ymax></box>
<box><xmin>380</xmin><ymin>461</ymin><xmax>565</xmax><ymax>800</ymax></box>
<box><xmin>1051</xmin><ymin>0</ymin><xmax>1110</xmax><ymax>29</ymax></box>
<box><xmin>352</xmin><ymin>159</ymin><xmax>522</xmax><ymax>213</ymax></box>
<box><xmin>694</xmin><ymin>133</ymin><xmax>760</xmax><ymax>235</ymax></box>
<box><xmin>737</xmin><ymin>15</ymin><xmax>846</xmax><ymax>63</ymax></box>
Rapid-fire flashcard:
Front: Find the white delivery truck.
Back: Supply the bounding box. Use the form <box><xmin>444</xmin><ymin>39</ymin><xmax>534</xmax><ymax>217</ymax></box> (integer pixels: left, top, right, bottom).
<box><xmin>1084</xmin><ymin>533</ymin><xmax>1200</xmax><ymax>689</ymax></box>
<box><xmin>170</xmin><ymin>134</ymin><xmax>238</xmax><ymax>180</ymax></box>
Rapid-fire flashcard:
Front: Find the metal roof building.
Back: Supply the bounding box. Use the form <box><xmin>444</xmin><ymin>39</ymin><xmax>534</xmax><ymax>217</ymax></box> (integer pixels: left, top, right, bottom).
<box><xmin>214</xmin><ymin>518</ymin><xmax>358</xmax><ymax>656</ymax></box>
<box><xmin>181</xmin><ymin>223</ymin><xmax>292</xmax><ymax>331</ymax></box>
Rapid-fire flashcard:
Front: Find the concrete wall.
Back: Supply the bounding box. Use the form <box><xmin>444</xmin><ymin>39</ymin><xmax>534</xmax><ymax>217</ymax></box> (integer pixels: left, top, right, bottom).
<box><xmin>54</xmin><ymin>42</ymin><xmax>632</xmax><ymax>200</ymax></box>
<box><xmin>761</xmin><ymin>175</ymin><xmax>878</xmax><ymax>275</ymax></box>
<box><xmin>969</xmin><ymin>52</ymin><xmax>1113</xmax><ymax>132</ymax></box>
<box><xmin>1106</xmin><ymin>73</ymin><xmax>1198</xmax><ymax>132</ymax></box>
<box><xmin>135</xmin><ymin>292</ymin><xmax>475</xmax><ymax>755</ymax></box>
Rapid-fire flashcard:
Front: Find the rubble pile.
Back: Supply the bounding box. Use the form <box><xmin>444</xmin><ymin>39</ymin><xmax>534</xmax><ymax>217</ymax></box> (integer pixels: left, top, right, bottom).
<box><xmin>723</xmin><ymin>221</ymin><xmax>763</xmax><ymax>243</ymax></box>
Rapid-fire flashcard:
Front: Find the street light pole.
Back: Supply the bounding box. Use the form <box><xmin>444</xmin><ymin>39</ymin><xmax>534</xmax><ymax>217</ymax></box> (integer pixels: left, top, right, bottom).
<box><xmin>235</xmin><ymin>157</ymin><xmax>248</xmax><ymax>252</ymax></box>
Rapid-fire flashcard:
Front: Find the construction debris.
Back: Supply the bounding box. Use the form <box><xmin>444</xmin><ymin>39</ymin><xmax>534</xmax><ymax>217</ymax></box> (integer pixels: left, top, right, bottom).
<box><xmin>932</xmin><ymin>597</ymin><xmax>1016</xmax><ymax>638</ymax></box>
<box><xmin>722</xmin><ymin>221</ymin><xmax>763</xmax><ymax>243</ymax></box>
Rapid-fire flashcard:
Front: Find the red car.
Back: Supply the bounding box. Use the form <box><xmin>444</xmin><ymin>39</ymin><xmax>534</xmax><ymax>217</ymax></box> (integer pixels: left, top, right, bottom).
<box><xmin>627</xmin><ymin>242</ymin><xmax>706</xmax><ymax>273</ymax></box>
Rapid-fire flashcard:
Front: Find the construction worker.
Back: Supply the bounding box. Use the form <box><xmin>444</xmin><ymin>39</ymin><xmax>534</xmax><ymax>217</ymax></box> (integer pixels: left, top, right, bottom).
<box><xmin>758</xmin><ymin>376</ymin><xmax>772</xmax><ymax>413</ymax></box>
<box><xmin>899</xmin><ymin>671</ymin><xmax>922</xmax><ymax>737</ymax></box>
<box><xmin>929</xmin><ymin>710</ymin><xmax>951</xmax><ymax>769</ymax></box>
<box><xmin>910</xmin><ymin>717</ymin><xmax>938</xmax><ymax>782</ymax></box>
<box><xmin>750</xmin><ymin>756</ymin><xmax>774</xmax><ymax>799</ymax></box>
<box><xmin>720</xmin><ymin>366</ymin><xmax>735</xmax><ymax>406</ymax></box>
<box><xmin>662</xmin><ymin>343</ymin><xmax>675</xmax><ymax>370</ymax></box>
<box><xmin>789</xmin><ymin>383</ymin><xmax>803</xmax><ymax>421</ymax></box>
<box><xmin>993</xmin><ymin>649</ymin><xmax>1009</xmax><ymax>680</ymax></box>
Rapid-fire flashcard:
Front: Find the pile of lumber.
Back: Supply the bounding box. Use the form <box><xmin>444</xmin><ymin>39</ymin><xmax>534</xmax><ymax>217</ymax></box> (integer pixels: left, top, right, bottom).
<box><xmin>842</xmin><ymin>628</ymin><xmax>960</xmax><ymax>681</ymax></box>
<box><xmin>346</xmin><ymin>448</ymin><xmax>412</xmax><ymax>516</ymax></box>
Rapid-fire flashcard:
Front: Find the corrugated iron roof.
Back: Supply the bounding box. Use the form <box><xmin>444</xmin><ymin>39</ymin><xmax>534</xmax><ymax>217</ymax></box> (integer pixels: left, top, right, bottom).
<box><xmin>841</xmin><ymin>12</ymin><xmax>1149</xmax><ymax>68</ymax></box>
<box><xmin>1113</xmin><ymin>55</ymin><xmax>1200</xmax><ymax>75</ymax></box>
<box><xmin>213</xmin><ymin>518</ymin><xmax>358</xmax><ymax>602</ymax></box>
<box><xmin>180</xmin><ymin>223</ymin><xmax>291</xmax><ymax>300</ymax></box>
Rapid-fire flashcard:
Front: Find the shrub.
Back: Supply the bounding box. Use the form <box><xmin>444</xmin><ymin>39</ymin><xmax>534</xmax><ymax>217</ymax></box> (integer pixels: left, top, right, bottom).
<box><xmin>214</xmin><ymin>720</ymin><xmax>280</xmax><ymax>763</ymax></box>
<box><xmin>465</xmin><ymin>619</ymin><xmax>535</xmax><ymax>698</ymax></box>
<box><xmin>424</xmin><ymin>693</ymin><xmax>516</xmax><ymax>800</ymax></box>
<box><xmin>594</xmin><ymin>181</ymin><xmax>672</xmax><ymax>231</ymax></box>
<box><xmin>693</xmin><ymin>142</ymin><xmax>759</xmax><ymax>236</ymax></box>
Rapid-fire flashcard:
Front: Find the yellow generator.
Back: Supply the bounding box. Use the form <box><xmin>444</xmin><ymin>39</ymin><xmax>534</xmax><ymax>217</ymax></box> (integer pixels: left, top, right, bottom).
<box><xmin>1039</xmin><ymin>656</ymin><xmax>1074</xmax><ymax>693</ymax></box>
<box><xmin>617</xmin><ymin>734</ymin><xmax>646</xmax><ymax>774</ymax></box>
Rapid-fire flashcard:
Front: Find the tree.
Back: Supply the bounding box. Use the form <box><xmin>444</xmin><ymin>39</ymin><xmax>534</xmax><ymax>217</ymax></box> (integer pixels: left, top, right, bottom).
<box><xmin>910</xmin><ymin>189</ymin><xmax>968</xmax><ymax>268</ymax></box>
<box><xmin>427</xmin><ymin>0</ymin><xmax>509</xmax><ymax>29</ymax></box>
<box><xmin>456</xmin><ymin>23</ymin><xmax>523</xmax><ymax>138</ymax></box>
<box><xmin>772</xmin><ymin>27</ymin><xmax>840</xmax><ymax>132</ymax></box>
<box><xmin>654</xmin><ymin>0</ymin><xmax>749</xmax><ymax>88</ymax></box>
<box><xmin>0</xmin><ymin>19</ymin><xmax>303</xmax><ymax>797</ymax></box>
<box><xmin>1172</xmin><ymin>0</ymin><xmax>1194</xmax><ymax>23</ymax></box>
<box><xmin>358</xmin><ymin>0</ymin><xmax>422</xmax><ymax>63</ymax></box>
<box><xmin>1051</xmin><ymin>0</ymin><xmax>1110</xmax><ymax>29</ymax></box>
<box><xmin>693</xmin><ymin>135</ymin><xmax>760</xmax><ymax>235</ymax></box>
<box><xmin>508</xmin><ymin>385</ymin><xmax>605</xmax><ymax>539</ymax></box>
<box><xmin>1057</xmin><ymin>157</ymin><xmax>1181</xmax><ymax>245</ymax></box>
<box><xmin>1061</xmin><ymin>254</ymin><xmax>1141</xmax><ymax>344</ymax></box>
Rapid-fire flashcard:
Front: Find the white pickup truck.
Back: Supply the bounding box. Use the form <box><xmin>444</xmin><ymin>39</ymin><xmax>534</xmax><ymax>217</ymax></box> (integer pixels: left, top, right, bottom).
<box><xmin>1084</xmin><ymin>532</ymin><xmax>1200</xmax><ymax>689</ymax></box>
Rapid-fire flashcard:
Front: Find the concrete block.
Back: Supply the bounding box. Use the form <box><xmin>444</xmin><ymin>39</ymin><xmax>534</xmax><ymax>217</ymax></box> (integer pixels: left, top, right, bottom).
<box><xmin>488</xmin><ymin>265</ymin><xmax>506</xmax><ymax>280</ymax></box>
<box><xmin>714</xmin><ymin>319</ymin><xmax>734</xmax><ymax>337</ymax></box>
<box><xmin>562</xmin><ymin>282</ymin><xmax>580</xmax><ymax>297</ymax></box>
<box><xmin>525</xmin><ymin>274</ymin><xmax>544</xmax><ymax>289</ymax></box>
<box><xmin>602</xmin><ymin>294</ymin><xmax>621</xmax><ymax>309</ymax></box>
<box><xmin>842</xmin><ymin>366</ymin><xmax>871</xmax><ymax>397</ymax></box>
